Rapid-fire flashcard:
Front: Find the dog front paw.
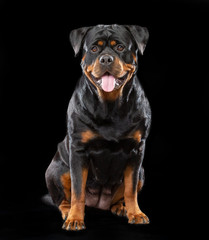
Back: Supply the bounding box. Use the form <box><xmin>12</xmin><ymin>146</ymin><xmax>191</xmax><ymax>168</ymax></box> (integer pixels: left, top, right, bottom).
<box><xmin>127</xmin><ymin>211</ymin><xmax>150</xmax><ymax>224</ymax></box>
<box><xmin>62</xmin><ymin>218</ymin><xmax>86</xmax><ymax>231</ymax></box>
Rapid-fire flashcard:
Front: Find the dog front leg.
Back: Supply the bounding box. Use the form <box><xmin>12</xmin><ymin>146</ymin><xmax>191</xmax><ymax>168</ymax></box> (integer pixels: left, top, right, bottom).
<box><xmin>62</xmin><ymin>143</ymin><xmax>89</xmax><ymax>231</ymax></box>
<box><xmin>124</xmin><ymin>140</ymin><xmax>149</xmax><ymax>224</ymax></box>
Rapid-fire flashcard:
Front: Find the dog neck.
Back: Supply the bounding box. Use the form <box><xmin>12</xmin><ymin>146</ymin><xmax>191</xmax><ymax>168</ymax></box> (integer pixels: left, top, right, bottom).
<box><xmin>70</xmin><ymin>74</ymin><xmax>144</xmax><ymax>141</ymax></box>
<box><xmin>72</xmin><ymin>74</ymin><xmax>142</xmax><ymax>125</ymax></box>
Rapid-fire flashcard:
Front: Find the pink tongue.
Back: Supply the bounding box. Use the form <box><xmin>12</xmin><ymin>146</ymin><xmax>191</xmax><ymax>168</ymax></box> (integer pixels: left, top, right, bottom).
<box><xmin>101</xmin><ymin>75</ymin><xmax>115</xmax><ymax>92</ymax></box>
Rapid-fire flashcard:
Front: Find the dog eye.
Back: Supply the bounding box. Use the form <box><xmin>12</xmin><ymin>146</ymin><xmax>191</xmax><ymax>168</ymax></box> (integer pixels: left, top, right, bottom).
<box><xmin>91</xmin><ymin>46</ymin><xmax>99</xmax><ymax>53</ymax></box>
<box><xmin>116</xmin><ymin>44</ymin><xmax>125</xmax><ymax>52</ymax></box>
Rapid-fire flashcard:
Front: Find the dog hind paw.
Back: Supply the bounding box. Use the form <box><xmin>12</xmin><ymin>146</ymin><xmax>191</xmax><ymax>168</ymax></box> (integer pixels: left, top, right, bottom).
<box><xmin>111</xmin><ymin>202</ymin><xmax>127</xmax><ymax>217</ymax></box>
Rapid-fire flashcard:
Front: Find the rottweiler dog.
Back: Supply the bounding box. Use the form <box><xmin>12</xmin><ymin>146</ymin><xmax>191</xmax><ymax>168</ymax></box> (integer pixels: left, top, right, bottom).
<box><xmin>45</xmin><ymin>24</ymin><xmax>151</xmax><ymax>231</ymax></box>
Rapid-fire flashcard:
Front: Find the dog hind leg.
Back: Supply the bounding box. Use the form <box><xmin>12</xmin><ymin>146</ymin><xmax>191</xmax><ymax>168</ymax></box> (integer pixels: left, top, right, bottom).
<box><xmin>45</xmin><ymin>141</ymin><xmax>71</xmax><ymax>220</ymax></box>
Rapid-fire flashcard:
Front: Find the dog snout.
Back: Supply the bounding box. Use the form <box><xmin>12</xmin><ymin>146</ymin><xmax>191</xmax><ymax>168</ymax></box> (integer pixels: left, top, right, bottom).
<box><xmin>99</xmin><ymin>54</ymin><xmax>114</xmax><ymax>66</ymax></box>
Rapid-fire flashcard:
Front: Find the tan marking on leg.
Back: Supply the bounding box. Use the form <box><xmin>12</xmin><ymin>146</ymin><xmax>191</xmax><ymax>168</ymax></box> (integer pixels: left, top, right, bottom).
<box><xmin>59</xmin><ymin>200</ymin><xmax>71</xmax><ymax>220</ymax></box>
<box><xmin>63</xmin><ymin>168</ymin><xmax>88</xmax><ymax>231</ymax></box>
<box><xmin>137</xmin><ymin>179</ymin><xmax>144</xmax><ymax>192</ymax></box>
<box><xmin>111</xmin><ymin>183</ymin><xmax>126</xmax><ymax>216</ymax></box>
<box><xmin>124</xmin><ymin>166</ymin><xmax>140</xmax><ymax>215</ymax></box>
<box><xmin>111</xmin><ymin>183</ymin><xmax>124</xmax><ymax>205</ymax></box>
<box><xmin>59</xmin><ymin>172</ymin><xmax>71</xmax><ymax>220</ymax></box>
<box><xmin>60</xmin><ymin>172</ymin><xmax>71</xmax><ymax>201</ymax></box>
<box><xmin>124</xmin><ymin>166</ymin><xmax>149</xmax><ymax>224</ymax></box>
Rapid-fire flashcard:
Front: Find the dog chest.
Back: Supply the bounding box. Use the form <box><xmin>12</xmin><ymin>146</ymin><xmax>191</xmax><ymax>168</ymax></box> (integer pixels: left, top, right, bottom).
<box><xmin>86</xmin><ymin>138</ymin><xmax>139</xmax><ymax>186</ymax></box>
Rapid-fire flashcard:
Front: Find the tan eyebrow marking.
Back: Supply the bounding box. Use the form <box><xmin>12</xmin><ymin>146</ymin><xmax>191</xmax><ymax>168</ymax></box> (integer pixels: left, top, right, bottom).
<box><xmin>110</xmin><ymin>40</ymin><xmax>117</xmax><ymax>46</ymax></box>
<box><xmin>98</xmin><ymin>41</ymin><xmax>104</xmax><ymax>46</ymax></box>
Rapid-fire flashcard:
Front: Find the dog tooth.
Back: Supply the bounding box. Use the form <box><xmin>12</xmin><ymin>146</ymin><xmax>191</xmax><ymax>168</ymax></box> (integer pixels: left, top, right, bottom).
<box><xmin>97</xmin><ymin>79</ymin><xmax>102</xmax><ymax>84</ymax></box>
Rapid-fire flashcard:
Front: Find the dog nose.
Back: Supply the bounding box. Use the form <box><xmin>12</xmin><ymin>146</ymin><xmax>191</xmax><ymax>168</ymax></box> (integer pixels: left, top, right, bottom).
<box><xmin>99</xmin><ymin>54</ymin><xmax>114</xmax><ymax>65</ymax></box>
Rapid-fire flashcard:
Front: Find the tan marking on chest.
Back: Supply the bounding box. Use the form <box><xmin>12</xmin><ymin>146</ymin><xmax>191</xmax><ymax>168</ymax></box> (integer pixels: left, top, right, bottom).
<box><xmin>132</xmin><ymin>130</ymin><xmax>142</xmax><ymax>142</ymax></box>
<box><xmin>81</xmin><ymin>130</ymin><xmax>97</xmax><ymax>143</ymax></box>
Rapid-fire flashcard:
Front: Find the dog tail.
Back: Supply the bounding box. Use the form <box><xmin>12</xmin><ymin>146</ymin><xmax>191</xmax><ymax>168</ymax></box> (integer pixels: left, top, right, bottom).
<box><xmin>41</xmin><ymin>194</ymin><xmax>55</xmax><ymax>207</ymax></box>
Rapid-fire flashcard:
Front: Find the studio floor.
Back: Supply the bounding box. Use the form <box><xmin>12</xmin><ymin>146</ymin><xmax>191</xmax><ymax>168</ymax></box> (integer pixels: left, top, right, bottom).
<box><xmin>0</xmin><ymin>201</ymin><xmax>169</xmax><ymax>240</ymax></box>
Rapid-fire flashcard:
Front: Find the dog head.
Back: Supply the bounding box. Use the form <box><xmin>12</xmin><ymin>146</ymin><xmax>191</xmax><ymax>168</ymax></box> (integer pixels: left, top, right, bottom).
<box><xmin>70</xmin><ymin>24</ymin><xmax>149</xmax><ymax>101</ymax></box>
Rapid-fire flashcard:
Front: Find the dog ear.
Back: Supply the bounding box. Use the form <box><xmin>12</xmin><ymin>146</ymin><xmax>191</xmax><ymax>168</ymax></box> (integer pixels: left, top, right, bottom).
<box><xmin>70</xmin><ymin>27</ymin><xmax>92</xmax><ymax>56</ymax></box>
<box><xmin>125</xmin><ymin>25</ymin><xmax>149</xmax><ymax>55</ymax></box>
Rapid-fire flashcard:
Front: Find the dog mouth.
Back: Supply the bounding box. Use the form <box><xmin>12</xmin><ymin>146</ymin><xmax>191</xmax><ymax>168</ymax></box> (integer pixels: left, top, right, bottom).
<box><xmin>91</xmin><ymin>72</ymin><xmax>128</xmax><ymax>92</ymax></box>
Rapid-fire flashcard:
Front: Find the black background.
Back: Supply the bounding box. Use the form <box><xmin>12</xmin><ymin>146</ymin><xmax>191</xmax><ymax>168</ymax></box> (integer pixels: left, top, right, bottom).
<box><xmin>0</xmin><ymin>0</ymin><xmax>208</xmax><ymax>239</ymax></box>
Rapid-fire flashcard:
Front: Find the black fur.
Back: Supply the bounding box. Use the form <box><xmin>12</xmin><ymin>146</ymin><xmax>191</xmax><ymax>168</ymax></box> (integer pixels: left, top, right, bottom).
<box><xmin>45</xmin><ymin>24</ymin><xmax>151</xmax><ymax>209</ymax></box>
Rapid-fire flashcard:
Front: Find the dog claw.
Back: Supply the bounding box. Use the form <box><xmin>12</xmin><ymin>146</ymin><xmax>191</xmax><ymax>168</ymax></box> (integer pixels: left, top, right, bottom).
<box><xmin>62</xmin><ymin>222</ymin><xmax>66</xmax><ymax>229</ymax></box>
<box><xmin>82</xmin><ymin>223</ymin><xmax>86</xmax><ymax>230</ymax></box>
<box><xmin>66</xmin><ymin>223</ymin><xmax>71</xmax><ymax>231</ymax></box>
<box><xmin>75</xmin><ymin>222</ymin><xmax>78</xmax><ymax>230</ymax></box>
<box><xmin>115</xmin><ymin>208</ymin><xmax>119</xmax><ymax>215</ymax></box>
<box><xmin>130</xmin><ymin>219</ymin><xmax>135</xmax><ymax>224</ymax></box>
